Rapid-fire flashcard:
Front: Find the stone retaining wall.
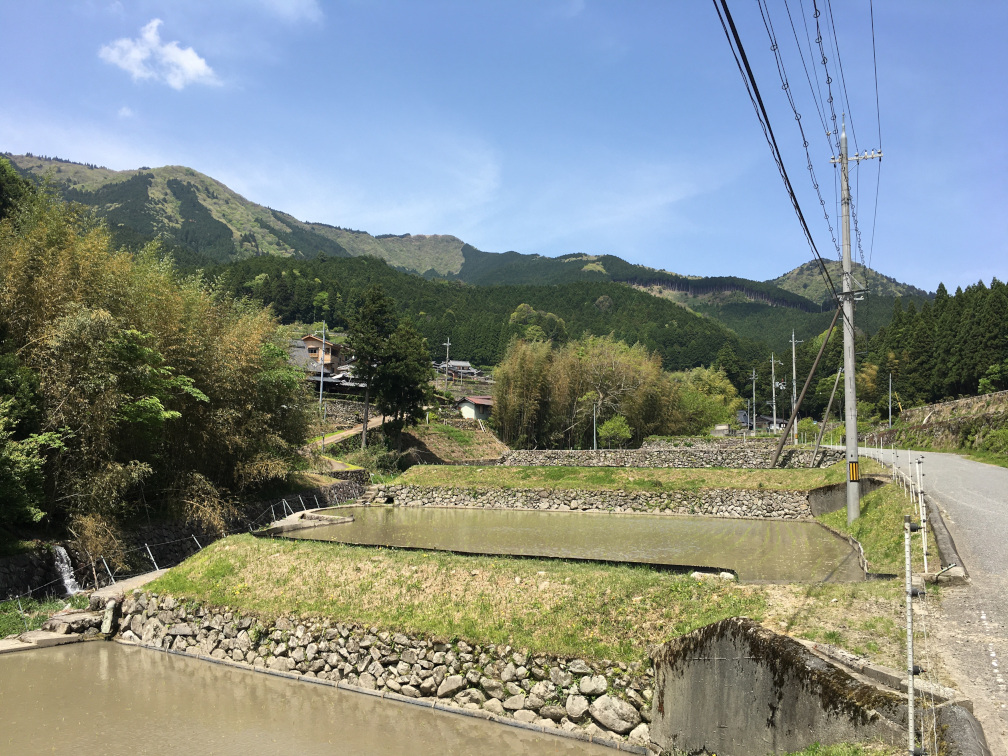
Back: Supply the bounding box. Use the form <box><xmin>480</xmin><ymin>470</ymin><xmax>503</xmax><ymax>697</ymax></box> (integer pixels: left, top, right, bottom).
<box><xmin>104</xmin><ymin>590</ymin><xmax>653</xmax><ymax>747</ymax></box>
<box><xmin>0</xmin><ymin>548</ymin><xmax>60</xmax><ymax>600</ymax></box>
<box><xmin>502</xmin><ymin>439</ymin><xmax>842</xmax><ymax>470</ymax></box>
<box><xmin>324</xmin><ymin>400</ymin><xmax>376</xmax><ymax>430</ymax></box>
<box><xmin>4</xmin><ymin>476</ymin><xmax>372</xmax><ymax>598</ymax></box>
<box><xmin>371</xmin><ymin>484</ymin><xmax>812</xmax><ymax>519</ymax></box>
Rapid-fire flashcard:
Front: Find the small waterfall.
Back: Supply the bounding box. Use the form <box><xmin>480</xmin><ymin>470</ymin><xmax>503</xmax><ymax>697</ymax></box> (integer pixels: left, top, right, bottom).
<box><xmin>53</xmin><ymin>545</ymin><xmax>81</xmax><ymax>596</ymax></box>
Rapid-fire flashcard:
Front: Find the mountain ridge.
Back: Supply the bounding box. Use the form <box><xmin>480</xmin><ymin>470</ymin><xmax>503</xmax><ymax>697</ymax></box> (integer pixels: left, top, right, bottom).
<box><xmin>5</xmin><ymin>152</ymin><xmax>931</xmax><ymax>351</ymax></box>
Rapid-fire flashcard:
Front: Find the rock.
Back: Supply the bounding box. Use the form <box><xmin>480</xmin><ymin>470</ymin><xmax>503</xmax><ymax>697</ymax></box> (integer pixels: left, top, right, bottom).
<box><xmin>628</xmin><ymin>722</ymin><xmax>650</xmax><ymax>744</ymax></box>
<box><xmin>141</xmin><ymin>618</ymin><xmax>165</xmax><ymax>645</ymax></box>
<box><xmin>400</xmin><ymin>684</ymin><xmax>420</xmax><ymax>698</ymax></box>
<box><xmin>579</xmin><ymin>674</ymin><xmax>607</xmax><ymax>696</ymax></box>
<box><xmin>513</xmin><ymin>710</ymin><xmax>537</xmax><ymax>724</ymax></box>
<box><xmin>100</xmin><ymin>599</ymin><xmax>117</xmax><ymax>635</ymax></box>
<box><xmin>565</xmin><ymin>694</ymin><xmax>589</xmax><ymax>721</ymax></box>
<box><xmin>358</xmin><ymin>672</ymin><xmax>376</xmax><ymax>689</ymax></box>
<box><xmin>540</xmin><ymin>704</ymin><xmax>566</xmax><ymax>723</ymax></box>
<box><xmin>529</xmin><ymin>680</ymin><xmax>555</xmax><ymax>700</ymax></box>
<box><xmin>437</xmin><ymin>675</ymin><xmax>467</xmax><ymax>698</ymax></box>
<box><xmin>483</xmin><ymin>698</ymin><xmax>504</xmax><ymax>716</ymax></box>
<box><xmin>501</xmin><ymin>662</ymin><xmax>517</xmax><ymax>682</ymax></box>
<box><xmin>504</xmin><ymin>682</ymin><xmax>523</xmax><ymax>696</ymax></box>
<box><xmin>268</xmin><ymin>656</ymin><xmax>294</xmax><ymax>672</ymax></box>
<box><xmin>720</xmin><ymin>571</ymin><xmax>736</xmax><ymax>581</ymax></box>
<box><xmin>455</xmin><ymin>689</ymin><xmax>486</xmax><ymax>706</ymax></box>
<box><xmin>167</xmin><ymin>623</ymin><xmax>194</xmax><ymax>637</ymax></box>
<box><xmin>550</xmin><ymin>668</ymin><xmax>573</xmax><ymax>688</ymax></box>
<box><xmin>568</xmin><ymin>659</ymin><xmax>592</xmax><ymax>675</ymax></box>
<box><xmin>480</xmin><ymin>677</ymin><xmax>504</xmax><ymax>700</ymax></box>
<box><xmin>502</xmin><ymin>693</ymin><xmax>525</xmax><ymax>711</ymax></box>
<box><xmin>588</xmin><ymin>695</ymin><xmax>641</xmax><ymax>735</ymax></box>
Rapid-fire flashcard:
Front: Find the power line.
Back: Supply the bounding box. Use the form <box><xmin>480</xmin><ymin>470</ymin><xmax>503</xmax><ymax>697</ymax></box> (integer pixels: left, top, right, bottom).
<box><xmin>867</xmin><ymin>0</ymin><xmax>883</xmax><ymax>270</ymax></box>
<box><xmin>713</xmin><ymin>0</ymin><xmax>844</xmax><ymax>314</ymax></box>
<box><xmin>759</xmin><ymin>0</ymin><xmax>840</xmax><ymax>256</ymax></box>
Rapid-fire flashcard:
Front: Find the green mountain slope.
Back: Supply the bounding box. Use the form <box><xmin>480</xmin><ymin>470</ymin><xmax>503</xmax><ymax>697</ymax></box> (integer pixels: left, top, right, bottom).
<box><xmin>6</xmin><ymin>153</ymin><xmax>467</xmax><ymax>272</ymax></box>
<box><xmin>773</xmin><ymin>259</ymin><xmax>932</xmax><ymax>304</ymax></box>
<box><xmin>6</xmin><ymin>153</ymin><xmax>929</xmax><ymax>353</ymax></box>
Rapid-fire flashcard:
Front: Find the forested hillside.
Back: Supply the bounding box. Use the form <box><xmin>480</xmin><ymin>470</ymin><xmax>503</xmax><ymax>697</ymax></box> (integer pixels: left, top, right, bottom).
<box><xmin>207</xmin><ymin>254</ymin><xmax>767</xmax><ymax>372</ymax></box>
<box><xmin>773</xmin><ymin>259</ymin><xmax>932</xmax><ymax>305</ymax></box>
<box><xmin>8</xmin><ymin>153</ymin><xmax>933</xmax><ymax>357</ymax></box>
<box><xmin>0</xmin><ymin>159</ymin><xmax>310</xmax><ymax>553</ymax></box>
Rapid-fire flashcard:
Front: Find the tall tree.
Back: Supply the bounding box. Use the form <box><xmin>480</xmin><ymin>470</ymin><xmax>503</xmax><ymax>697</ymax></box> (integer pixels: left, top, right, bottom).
<box><xmin>375</xmin><ymin>320</ymin><xmax>434</xmax><ymax>449</ymax></box>
<box><xmin>347</xmin><ymin>285</ymin><xmax>398</xmax><ymax>448</ymax></box>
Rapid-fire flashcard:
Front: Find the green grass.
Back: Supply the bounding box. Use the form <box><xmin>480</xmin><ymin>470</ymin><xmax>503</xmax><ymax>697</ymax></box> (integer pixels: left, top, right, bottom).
<box><xmin>958</xmin><ymin>447</ymin><xmax>1008</xmax><ymax>469</ymax></box>
<box><xmin>783</xmin><ymin>743</ymin><xmax>901</xmax><ymax>756</ymax></box>
<box><xmin>399</xmin><ymin>462</ymin><xmax>853</xmax><ymax>492</ymax></box>
<box><xmin>818</xmin><ymin>481</ymin><xmax>938</xmax><ymax>576</ymax></box>
<box><xmin>423</xmin><ymin>423</ymin><xmax>476</xmax><ymax>447</ymax></box>
<box><xmin>148</xmin><ymin>534</ymin><xmax>766</xmax><ymax>664</ymax></box>
<box><xmin>0</xmin><ymin>593</ymin><xmax>88</xmax><ymax>637</ymax></box>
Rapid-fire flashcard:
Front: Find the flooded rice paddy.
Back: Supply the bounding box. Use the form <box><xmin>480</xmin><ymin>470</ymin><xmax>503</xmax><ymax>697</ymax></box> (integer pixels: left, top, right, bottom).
<box><xmin>287</xmin><ymin>505</ymin><xmax>864</xmax><ymax>583</ymax></box>
<box><xmin>0</xmin><ymin>642</ymin><xmax>612</xmax><ymax>755</ymax></box>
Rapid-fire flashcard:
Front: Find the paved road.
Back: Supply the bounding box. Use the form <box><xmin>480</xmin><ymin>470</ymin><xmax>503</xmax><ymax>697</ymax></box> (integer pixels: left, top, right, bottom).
<box><xmin>860</xmin><ymin>446</ymin><xmax>1007</xmax><ymax>753</ymax></box>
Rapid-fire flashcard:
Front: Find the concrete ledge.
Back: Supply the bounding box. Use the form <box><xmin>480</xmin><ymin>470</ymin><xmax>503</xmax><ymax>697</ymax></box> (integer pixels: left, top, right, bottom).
<box><xmin>800</xmin><ymin>639</ymin><xmax>972</xmax><ymax>712</ymax></box>
<box><xmin>650</xmin><ymin>617</ymin><xmax>905</xmax><ymax>755</ymax></box>
<box><xmin>922</xmin><ymin>489</ymin><xmax>969</xmax><ymax>582</ymax></box>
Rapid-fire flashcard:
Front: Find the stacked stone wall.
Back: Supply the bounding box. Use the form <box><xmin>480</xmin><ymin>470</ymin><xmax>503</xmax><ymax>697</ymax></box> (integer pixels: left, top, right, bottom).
<box><xmin>324</xmin><ymin>400</ymin><xmax>376</xmax><ymax>430</ymax></box>
<box><xmin>104</xmin><ymin>590</ymin><xmax>652</xmax><ymax>747</ymax></box>
<box><xmin>502</xmin><ymin>439</ymin><xmax>841</xmax><ymax>470</ymax></box>
<box><xmin>0</xmin><ymin>549</ymin><xmax>60</xmax><ymax>600</ymax></box>
<box><xmin>372</xmin><ymin>484</ymin><xmax>812</xmax><ymax>519</ymax></box>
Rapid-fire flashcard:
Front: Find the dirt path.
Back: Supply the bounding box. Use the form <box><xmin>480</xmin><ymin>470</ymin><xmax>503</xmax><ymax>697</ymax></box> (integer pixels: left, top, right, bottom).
<box><xmin>309</xmin><ymin>415</ymin><xmax>386</xmax><ymax>451</ymax></box>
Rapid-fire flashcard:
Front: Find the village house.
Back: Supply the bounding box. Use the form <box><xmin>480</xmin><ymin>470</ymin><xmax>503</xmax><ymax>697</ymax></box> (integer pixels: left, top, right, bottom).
<box><xmin>456</xmin><ymin>395</ymin><xmax>494</xmax><ymax>421</ymax></box>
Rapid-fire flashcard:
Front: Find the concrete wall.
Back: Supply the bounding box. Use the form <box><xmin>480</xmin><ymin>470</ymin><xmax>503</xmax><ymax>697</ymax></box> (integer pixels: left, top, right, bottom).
<box><xmin>650</xmin><ymin>617</ymin><xmax>904</xmax><ymax>755</ymax></box>
<box><xmin>502</xmin><ymin>438</ymin><xmax>843</xmax><ymax>470</ymax></box>
<box><xmin>371</xmin><ymin>484</ymin><xmax>813</xmax><ymax>519</ymax></box>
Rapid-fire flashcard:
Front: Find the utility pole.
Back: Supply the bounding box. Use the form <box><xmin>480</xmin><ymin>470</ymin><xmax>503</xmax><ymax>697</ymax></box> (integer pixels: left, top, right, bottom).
<box><xmin>791</xmin><ymin>330</ymin><xmax>803</xmax><ymax>444</ymax></box>
<box><xmin>443</xmin><ymin>336</ymin><xmax>451</xmax><ymax>392</ymax></box>
<box><xmin>750</xmin><ymin>368</ymin><xmax>757</xmax><ymax>433</ymax></box>
<box><xmin>889</xmin><ymin>373</ymin><xmax>892</xmax><ymax>429</ymax></box>
<box><xmin>318</xmin><ymin>320</ymin><xmax>326</xmax><ymax>416</ymax></box>
<box><xmin>770</xmin><ymin>353</ymin><xmax>783</xmax><ymax>434</ymax></box>
<box><xmin>831</xmin><ymin>117</ymin><xmax>882</xmax><ymax>524</ymax></box>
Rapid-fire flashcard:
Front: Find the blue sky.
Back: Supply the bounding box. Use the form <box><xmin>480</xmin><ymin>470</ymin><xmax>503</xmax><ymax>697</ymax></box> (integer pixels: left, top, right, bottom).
<box><xmin>1</xmin><ymin>1</ymin><xmax>1004</xmax><ymax>292</ymax></box>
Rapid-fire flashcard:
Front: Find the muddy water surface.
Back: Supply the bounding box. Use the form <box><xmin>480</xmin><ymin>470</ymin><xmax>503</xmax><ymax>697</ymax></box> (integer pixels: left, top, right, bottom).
<box><xmin>291</xmin><ymin>505</ymin><xmax>864</xmax><ymax>583</ymax></box>
<box><xmin>0</xmin><ymin>642</ymin><xmax>612</xmax><ymax>755</ymax></box>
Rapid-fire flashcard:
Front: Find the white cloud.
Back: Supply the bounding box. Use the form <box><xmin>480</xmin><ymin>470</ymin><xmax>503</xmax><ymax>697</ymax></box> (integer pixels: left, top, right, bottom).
<box><xmin>99</xmin><ymin>19</ymin><xmax>219</xmax><ymax>90</ymax></box>
<box><xmin>117</xmin><ymin>105</ymin><xmax>134</xmax><ymax>118</ymax></box>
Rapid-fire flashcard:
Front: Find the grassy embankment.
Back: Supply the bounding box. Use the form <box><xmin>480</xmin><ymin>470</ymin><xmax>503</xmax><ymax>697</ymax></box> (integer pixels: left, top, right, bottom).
<box><xmin>759</xmin><ymin>480</ymin><xmax>941</xmax><ymax>673</ymax></box>
<box><xmin>397</xmin><ymin>462</ymin><xmax>854</xmax><ymax>491</ymax></box>
<box><xmin>145</xmin><ymin>461</ymin><xmax>922</xmax><ymax>667</ymax></box>
<box><xmin>0</xmin><ymin>593</ymin><xmax>88</xmax><ymax>637</ymax></box>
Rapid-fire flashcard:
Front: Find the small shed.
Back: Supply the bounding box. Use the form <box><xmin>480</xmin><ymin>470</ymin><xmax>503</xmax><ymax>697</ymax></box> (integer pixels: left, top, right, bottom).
<box><xmin>456</xmin><ymin>395</ymin><xmax>494</xmax><ymax>421</ymax></box>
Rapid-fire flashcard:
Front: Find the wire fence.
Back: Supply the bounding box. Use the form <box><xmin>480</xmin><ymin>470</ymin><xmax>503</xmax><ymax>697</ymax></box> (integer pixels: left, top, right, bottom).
<box><xmin>0</xmin><ymin>490</ymin><xmax>343</xmax><ymax>610</ymax></box>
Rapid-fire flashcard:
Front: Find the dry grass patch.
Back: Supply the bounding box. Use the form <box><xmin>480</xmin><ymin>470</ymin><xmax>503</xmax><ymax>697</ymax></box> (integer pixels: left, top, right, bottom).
<box><xmin>150</xmin><ymin>534</ymin><xmax>765</xmax><ymax>663</ymax></box>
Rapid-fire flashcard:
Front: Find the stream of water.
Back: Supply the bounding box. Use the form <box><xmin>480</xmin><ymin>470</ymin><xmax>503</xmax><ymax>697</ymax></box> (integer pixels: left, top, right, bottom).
<box><xmin>0</xmin><ymin>642</ymin><xmax>612</xmax><ymax>755</ymax></box>
<box><xmin>287</xmin><ymin>505</ymin><xmax>864</xmax><ymax>583</ymax></box>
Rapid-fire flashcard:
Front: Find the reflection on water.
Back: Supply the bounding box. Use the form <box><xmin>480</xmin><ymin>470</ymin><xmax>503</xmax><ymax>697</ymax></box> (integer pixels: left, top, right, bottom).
<box><xmin>292</xmin><ymin>505</ymin><xmax>864</xmax><ymax>583</ymax></box>
<box><xmin>0</xmin><ymin>643</ymin><xmax>612</xmax><ymax>755</ymax></box>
